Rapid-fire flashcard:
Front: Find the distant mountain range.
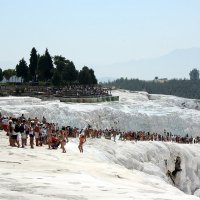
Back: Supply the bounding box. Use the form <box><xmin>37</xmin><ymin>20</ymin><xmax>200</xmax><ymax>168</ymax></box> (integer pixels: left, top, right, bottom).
<box><xmin>96</xmin><ymin>47</ymin><xmax>200</xmax><ymax>81</ymax></box>
<box><xmin>1</xmin><ymin>47</ymin><xmax>200</xmax><ymax>82</ymax></box>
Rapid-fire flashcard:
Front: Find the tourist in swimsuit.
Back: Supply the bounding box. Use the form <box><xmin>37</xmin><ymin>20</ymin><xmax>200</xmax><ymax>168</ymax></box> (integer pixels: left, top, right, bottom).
<box><xmin>29</xmin><ymin>122</ymin><xmax>35</xmax><ymax>149</ymax></box>
<box><xmin>34</xmin><ymin>123</ymin><xmax>40</xmax><ymax>146</ymax></box>
<box><xmin>60</xmin><ymin>128</ymin><xmax>68</xmax><ymax>153</ymax></box>
<box><xmin>78</xmin><ymin>133</ymin><xmax>86</xmax><ymax>153</ymax></box>
<box><xmin>8</xmin><ymin>120</ymin><xmax>14</xmax><ymax>146</ymax></box>
<box><xmin>47</xmin><ymin>124</ymin><xmax>52</xmax><ymax>149</ymax></box>
<box><xmin>20</xmin><ymin>120</ymin><xmax>26</xmax><ymax>148</ymax></box>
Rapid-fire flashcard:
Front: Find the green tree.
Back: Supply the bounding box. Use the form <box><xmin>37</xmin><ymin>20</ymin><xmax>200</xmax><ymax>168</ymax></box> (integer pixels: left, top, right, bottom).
<box><xmin>37</xmin><ymin>49</ymin><xmax>54</xmax><ymax>81</ymax></box>
<box><xmin>52</xmin><ymin>69</ymin><xmax>61</xmax><ymax>86</ymax></box>
<box><xmin>103</xmin><ymin>77</ymin><xmax>200</xmax><ymax>99</ymax></box>
<box><xmin>78</xmin><ymin>66</ymin><xmax>91</xmax><ymax>84</ymax></box>
<box><xmin>29</xmin><ymin>47</ymin><xmax>38</xmax><ymax>81</ymax></box>
<box><xmin>89</xmin><ymin>68</ymin><xmax>97</xmax><ymax>84</ymax></box>
<box><xmin>3</xmin><ymin>69</ymin><xmax>16</xmax><ymax>80</ymax></box>
<box><xmin>62</xmin><ymin>61</ymin><xmax>78</xmax><ymax>83</ymax></box>
<box><xmin>37</xmin><ymin>55</ymin><xmax>47</xmax><ymax>81</ymax></box>
<box><xmin>54</xmin><ymin>56</ymin><xmax>78</xmax><ymax>83</ymax></box>
<box><xmin>78</xmin><ymin>66</ymin><xmax>97</xmax><ymax>85</ymax></box>
<box><xmin>54</xmin><ymin>55</ymin><xmax>67</xmax><ymax>72</ymax></box>
<box><xmin>189</xmin><ymin>68</ymin><xmax>199</xmax><ymax>80</ymax></box>
<box><xmin>36</xmin><ymin>53</ymin><xmax>40</xmax><ymax>81</ymax></box>
<box><xmin>154</xmin><ymin>76</ymin><xmax>158</xmax><ymax>80</ymax></box>
<box><xmin>0</xmin><ymin>68</ymin><xmax>3</xmax><ymax>81</ymax></box>
<box><xmin>45</xmin><ymin>48</ymin><xmax>54</xmax><ymax>80</ymax></box>
<box><xmin>16</xmin><ymin>58</ymin><xmax>29</xmax><ymax>82</ymax></box>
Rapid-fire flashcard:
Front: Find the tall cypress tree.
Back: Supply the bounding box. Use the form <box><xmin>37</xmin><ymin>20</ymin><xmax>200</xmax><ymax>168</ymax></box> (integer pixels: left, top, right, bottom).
<box><xmin>45</xmin><ymin>48</ymin><xmax>54</xmax><ymax>80</ymax></box>
<box><xmin>37</xmin><ymin>55</ymin><xmax>47</xmax><ymax>81</ymax></box>
<box><xmin>29</xmin><ymin>47</ymin><xmax>38</xmax><ymax>82</ymax></box>
<box><xmin>37</xmin><ymin>49</ymin><xmax>54</xmax><ymax>81</ymax></box>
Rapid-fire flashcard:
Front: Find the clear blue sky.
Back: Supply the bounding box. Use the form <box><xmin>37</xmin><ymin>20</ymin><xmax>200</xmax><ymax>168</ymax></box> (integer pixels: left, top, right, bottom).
<box><xmin>1</xmin><ymin>0</ymin><xmax>200</xmax><ymax>78</ymax></box>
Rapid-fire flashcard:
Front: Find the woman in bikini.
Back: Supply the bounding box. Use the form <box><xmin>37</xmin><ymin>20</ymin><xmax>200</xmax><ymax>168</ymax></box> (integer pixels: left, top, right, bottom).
<box><xmin>60</xmin><ymin>127</ymin><xmax>69</xmax><ymax>153</ymax></box>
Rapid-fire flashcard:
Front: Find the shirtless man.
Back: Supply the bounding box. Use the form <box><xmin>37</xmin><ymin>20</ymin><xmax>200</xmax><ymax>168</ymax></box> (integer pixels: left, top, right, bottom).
<box><xmin>47</xmin><ymin>124</ymin><xmax>52</xmax><ymax>149</ymax></box>
<box><xmin>78</xmin><ymin>132</ymin><xmax>86</xmax><ymax>153</ymax></box>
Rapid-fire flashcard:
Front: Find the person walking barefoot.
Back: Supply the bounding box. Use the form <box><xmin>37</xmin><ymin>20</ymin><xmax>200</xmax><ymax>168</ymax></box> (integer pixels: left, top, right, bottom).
<box><xmin>78</xmin><ymin>133</ymin><xmax>86</xmax><ymax>153</ymax></box>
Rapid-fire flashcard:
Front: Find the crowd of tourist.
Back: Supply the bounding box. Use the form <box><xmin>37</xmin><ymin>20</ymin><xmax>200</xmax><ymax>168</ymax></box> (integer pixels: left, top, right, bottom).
<box><xmin>0</xmin><ymin>84</ymin><xmax>112</xmax><ymax>98</ymax></box>
<box><xmin>0</xmin><ymin>113</ymin><xmax>86</xmax><ymax>153</ymax></box>
<box><xmin>0</xmin><ymin>113</ymin><xmax>199</xmax><ymax>154</ymax></box>
<box><xmin>55</xmin><ymin>84</ymin><xmax>112</xmax><ymax>97</ymax></box>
